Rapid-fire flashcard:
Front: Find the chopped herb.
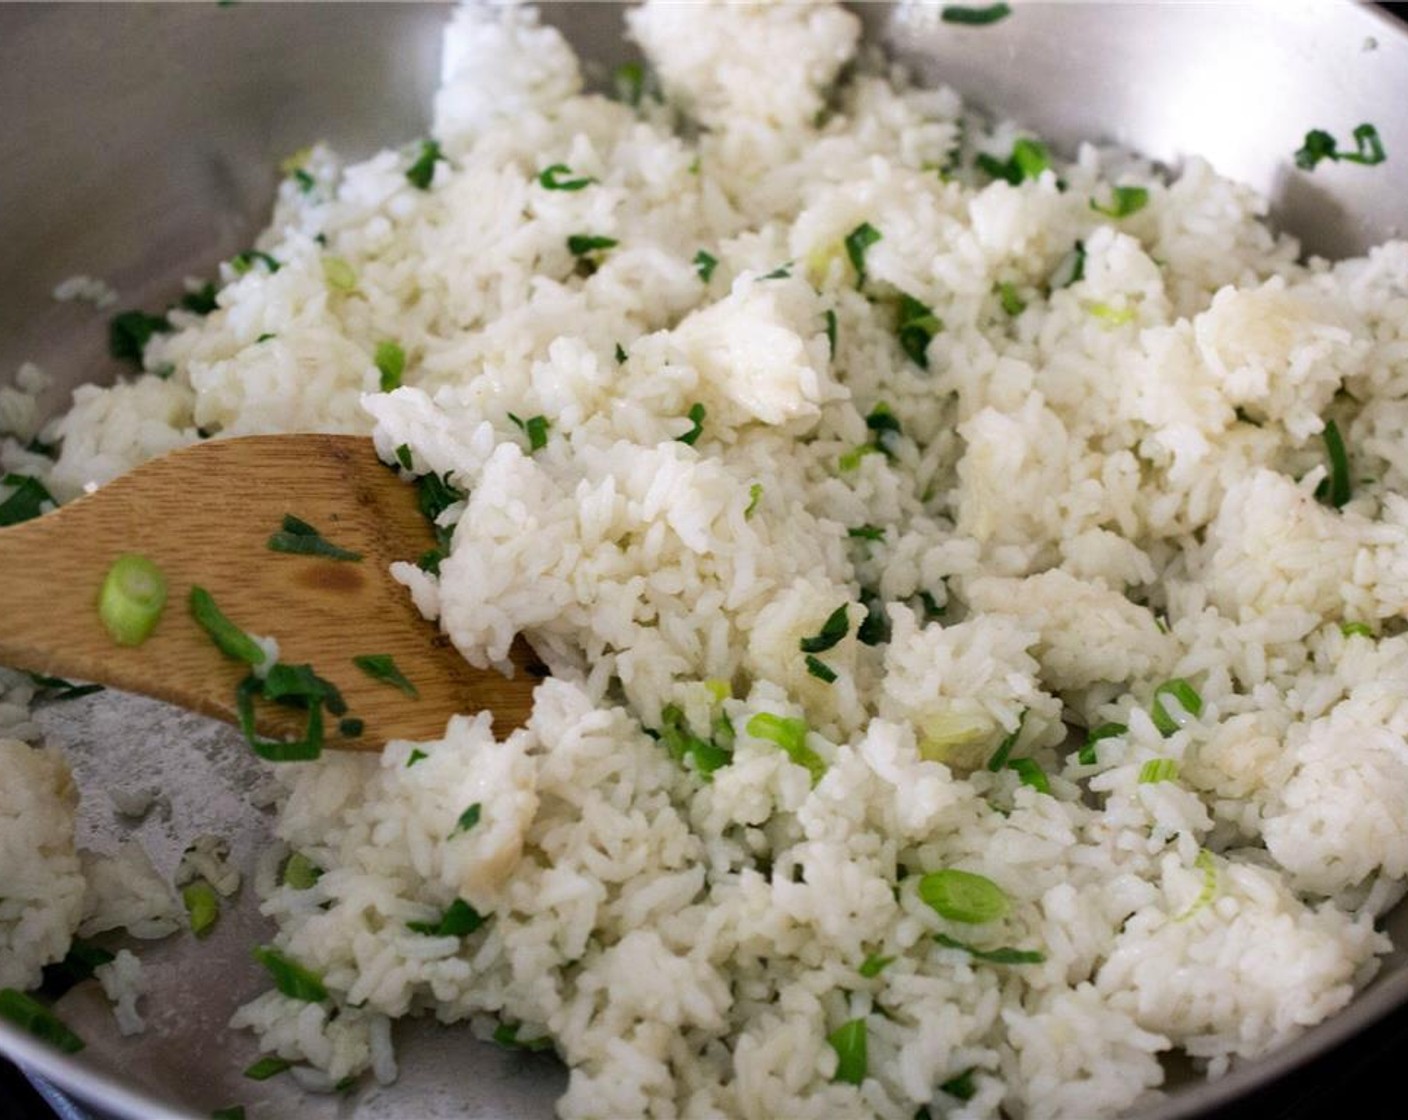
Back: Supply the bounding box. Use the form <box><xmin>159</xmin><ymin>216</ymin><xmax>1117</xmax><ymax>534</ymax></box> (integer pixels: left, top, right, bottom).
<box><xmin>1175</xmin><ymin>848</ymin><xmax>1219</xmax><ymax>922</ymax></box>
<box><xmin>96</xmin><ymin>554</ymin><xmax>166</xmax><ymax>647</ymax></box>
<box><xmin>0</xmin><ymin>989</ymin><xmax>84</xmax><ymax>1053</ymax></box>
<box><xmin>866</xmin><ymin>403</ymin><xmax>901</xmax><ymax>441</ymax></box>
<box><xmin>251</xmin><ymin>946</ymin><xmax>327</xmax><ymax>1002</ymax></box>
<box><xmin>1090</xmin><ymin>185</ymin><xmax>1150</xmax><ymax>218</ymax></box>
<box><xmin>254</xmin><ymin>333</ymin><xmax>275</xmax><ymax>343</ymax></box>
<box><xmin>293</xmin><ymin>168</ymin><xmax>316</xmax><ymax>194</ymax></box>
<box><xmin>1295</xmin><ymin>123</ymin><xmax>1386</xmax><ymax>171</ymax></box>
<box><xmin>919</xmin><ymin>868</ymin><xmax>1010</xmax><ymax>924</ymax></box>
<box><xmin>1006</xmin><ymin>757</ymin><xmax>1050</xmax><ymax>794</ymax></box>
<box><xmin>848</xmin><ymin>524</ymin><xmax>885</xmax><ymax>542</ymax></box>
<box><xmin>827</xmin><ymin>1018</ymin><xmax>868</xmax><ymax>1085</ymax></box>
<box><xmin>805</xmin><ymin>654</ymin><xmax>838</xmax><ymax>683</ymax></box>
<box><xmin>282</xmin><ymin>852</ymin><xmax>321</xmax><ymax>890</ymax></box>
<box><xmin>615</xmin><ymin>343</ymin><xmax>627</xmax><ymax>364</ymax></box>
<box><xmin>977</xmin><ymin>137</ymin><xmax>1050</xmax><ymax>184</ymax></box>
<box><xmin>824</xmin><ymin>308</ymin><xmax>838</xmax><ymax>357</ymax></box>
<box><xmin>395</xmin><ymin>444</ymin><xmax>415</xmax><ymax>471</ymax></box>
<box><xmin>858</xmin><ymin>953</ymin><xmax>894</xmax><ymax>978</ymax></box>
<box><xmin>0</xmin><ymin>474</ymin><xmax>54</xmax><ymax>526</ymax></box>
<box><xmin>268</xmin><ymin>514</ymin><xmax>363</xmax><ymax>562</ymax></box>
<box><xmin>416</xmin><ymin>549</ymin><xmax>444</xmax><ymax>576</ymax></box>
<box><xmin>838</xmin><ymin>443</ymin><xmax>882</xmax><ymax>471</ymax></box>
<box><xmin>1341</xmin><ymin>621</ymin><xmax>1374</xmax><ymax>638</ymax></box>
<box><xmin>658</xmin><ymin>703</ymin><xmax>733</xmax><ymax>778</ymax></box>
<box><xmin>375</xmin><ymin>341</ymin><xmax>406</xmax><ymax>392</ymax></box>
<box><xmin>182</xmin><ymin>881</ymin><xmax>220</xmax><ymax>939</ymax></box>
<box><xmin>26</xmin><ymin>673</ymin><xmax>104</xmax><ymax>702</ymax></box>
<box><xmin>263</xmin><ymin>662</ymin><xmax>346</xmax><ymax>716</ymax></box>
<box><xmin>1078</xmin><ymin>722</ymin><xmax>1126</xmax><ymax>766</ymax></box>
<box><xmin>338</xmin><ymin>717</ymin><xmax>364</xmax><ymax>738</ymax></box>
<box><xmin>508</xmin><ymin>412</ymin><xmax>550</xmax><ymax>452</ymax></box>
<box><xmin>1087</xmin><ymin>301</ymin><xmax>1136</xmax><ymax>326</ymax></box>
<box><xmin>322</xmin><ymin>256</ymin><xmax>357</xmax><ymax>292</ymax></box>
<box><xmin>350</xmin><ymin>653</ymin><xmax>418</xmax><ymax>698</ymax></box>
<box><xmin>996</xmin><ymin>281</ymin><xmax>1026</xmax><ymax>316</ymax></box>
<box><xmin>897</xmin><ymin>293</ymin><xmax>943</xmax><ymax>369</ymax></box>
<box><xmin>452</xmin><ymin>802</ymin><xmax>482</xmax><ymax>836</ymax></box>
<box><xmin>1050</xmin><ymin>241</ymin><xmax>1086</xmax><ymax>289</ymax></box>
<box><xmin>108</xmin><ymin>310</ymin><xmax>170</xmax><ymax>367</ymax></box>
<box><xmin>189</xmin><ymin>587</ymin><xmax>268</xmax><ymax>667</ymax></box>
<box><xmin>1138</xmin><ymin>757</ymin><xmax>1180</xmax><ymax>784</ymax></box>
<box><xmin>918</xmin><ymin>590</ymin><xmax>946</xmax><ymax>621</ymax></box>
<box><xmin>857</xmin><ymin>592</ymin><xmax>890</xmax><ymax>646</ymax></box>
<box><xmin>1150</xmin><ymin>678</ymin><xmax>1202</xmax><ymax>736</ymax></box>
<box><xmin>940</xmin><ymin>1068</ymin><xmax>979</xmax><ymax>1101</ymax></box>
<box><xmin>567</xmin><ymin>234</ymin><xmax>619</xmax><ymax>256</ymax></box>
<box><xmin>933</xmin><ymin>932</ymin><xmax>1045</xmax><ymax>964</ymax></box>
<box><xmin>537</xmin><ymin>164</ymin><xmax>595</xmax><ymax>191</ymax></box>
<box><xmin>492</xmin><ymin>1022</ymin><xmax>554</xmax><ymax>1052</ymax></box>
<box><xmin>233</xmin><ymin>674</ymin><xmax>326</xmax><ymax>763</ymax></box>
<box><xmin>844</xmin><ymin>222</ymin><xmax>883</xmax><ymax>285</ymax></box>
<box><xmin>406</xmin><ymin>139</ymin><xmax>446</xmax><ymax>189</ymax></box>
<box><xmin>800</xmin><ymin>605</ymin><xmax>850</xmax><ymax>653</ymax></box>
<box><xmin>407</xmin><ymin>748</ymin><xmax>428</xmax><ymax>767</ymax></box>
<box><xmin>414</xmin><ymin>469</ymin><xmax>466</xmax><ymax>548</ymax></box>
<box><xmin>694</xmin><ymin>250</ymin><xmax>718</xmax><ymax>282</ymax></box>
<box><xmin>760</xmin><ymin>263</ymin><xmax>792</xmax><ymax>280</ymax></box>
<box><xmin>746</xmin><ymin>712</ymin><xmax>826</xmax><ymax>784</ymax></box>
<box><xmin>677</xmin><ymin>402</ymin><xmax>706</xmax><ymax>446</ymax></box>
<box><xmin>1315</xmin><ymin>418</ymin><xmax>1351</xmax><ymax>508</ymax></box>
<box><xmin>180</xmin><ymin>282</ymin><xmax>219</xmax><ymax>315</ymax></box>
<box><xmin>941</xmin><ymin>3</ymin><xmax>1012</xmax><ymax>25</ymax></box>
<box><xmin>408</xmin><ymin>898</ymin><xmax>486</xmax><ymax>937</ymax></box>
<box><xmin>243</xmin><ymin>1056</ymin><xmax>292</xmax><ymax>1081</ymax></box>
<box><xmin>230</xmin><ymin>250</ymin><xmax>280</xmax><ymax>276</ymax></box>
<box><xmin>985</xmin><ymin>712</ymin><xmax>1026</xmax><ymax>771</ymax></box>
<box><xmin>745</xmin><ymin>482</ymin><xmax>763</xmax><ymax>518</ymax></box>
<box><xmin>612</xmin><ymin>60</ymin><xmax>647</xmax><ymax>107</ymax></box>
<box><xmin>38</xmin><ymin>939</ymin><xmax>114</xmax><ymax>1000</ymax></box>
<box><xmin>211</xmin><ymin>1109</ymin><xmax>246</xmax><ymax>1120</ymax></box>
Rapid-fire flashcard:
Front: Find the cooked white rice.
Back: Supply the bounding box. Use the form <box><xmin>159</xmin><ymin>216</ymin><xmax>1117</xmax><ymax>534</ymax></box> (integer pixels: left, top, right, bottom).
<box><xmin>7</xmin><ymin>2</ymin><xmax>1408</xmax><ymax>1117</ymax></box>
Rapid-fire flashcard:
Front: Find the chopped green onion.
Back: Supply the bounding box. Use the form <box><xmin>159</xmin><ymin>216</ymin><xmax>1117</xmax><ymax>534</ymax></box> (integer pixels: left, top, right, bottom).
<box><xmin>322</xmin><ymin>256</ymin><xmax>357</xmax><ymax>292</ymax></box>
<box><xmin>406</xmin><ymin>139</ymin><xmax>446</xmax><ymax>189</ymax></box>
<box><xmin>838</xmin><ymin>443</ymin><xmax>882</xmax><ymax>471</ymax></box>
<box><xmin>282</xmin><ymin>852</ymin><xmax>321</xmax><ymax>890</ymax></box>
<box><xmin>857</xmin><ymin>592</ymin><xmax>890</xmax><ymax>646</ymax></box>
<box><xmin>858</xmin><ymin>953</ymin><xmax>894</xmax><ymax>978</ymax></box>
<box><xmin>918</xmin><ymin>589</ymin><xmax>947</xmax><ymax>621</ymax></box>
<box><xmin>694</xmin><ymin>250</ymin><xmax>718</xmax><ymax>282</ymax></box>
<box><xmin>1174</xmin><ymin>849</ymin><xmax>1218</xmax><ymax>922</ymax></box>
<box><xmin>293</xmin><ymin>168</ymin><xmax>316</xmax><ymax>194</ymax></box>
<box><xmin>234</xmin><ymin>675</ymin><xmax>325</xmax><ymax>763</ymax></box>
<box><xmin>1315</xmin><ymin>418</ymin><xmax>1351</xmax><ymax>509</ymax></box>
<box><xmin>848</xmin><ymin>525</ymin><xmax>885</xmax><ymax>542</ymax></box>
<box><xmin>615</xmin><ymin>343</ymin><xmax>628</xmax><ymax>364</ymax></box>
<box><xmin>263</xmin><ymin>662</ymin><xmax>346</xmax><ymax>715</ymax></box>
<box><xmin>996</xmin><ymin>282</ymin><xmax>1026</xmax><ymax>316</ymax></box>
<box><xmin>452</xmin><ymin>802</ymin><xmax>482</xmax><ymax>836</ymax></box>
<box><xmin>896</xmin><ymin>293</ymin><xmax>942</xmax><ymax>369</ymax></box>
<box><xmin>1050</xmin><ymin>241</ymin><xmax>1086</xmax><ymax>289</ymax></box>
<box><xmin>827</xmin><ymin>1018</ymin><xmax>868</xmax><ymax>1085</ymax></box>
<box><xmin>108</xmin><ymin>309</ymin><xmax>170</xmax><ymax>367</ymax></box>
<box><xmin>1078</xmin><ymin>722</ymin><xmax>1126</xmax><ymax>766</ymax></box>
<box><xmin>352</xmin><ymin>653</ymin><xmax>419</xmax><ymax>698</ymax></box>
<box><xmin>407</xmin><ymin>898</ymin><xmax>486</xmax><ymax>937</ymax></box>
<box><xmin>844</xmin><ymin>222</ymin><xmax>883</xmax><ymax>286</ymax></box>
<box><xmin>1090</xmin><ymin>185</ymin><xmax>1150</xmax><ymax>218</ymax></box>
<box><xmin>567</xmin><ymin>234</ymin><xmax>618</xmax><ymax>257</ymax></box>
<box><xmin>977</xmin><ymin>138</ymin><xmax>1050</xmax><ymax>184</ymax></box>
<box><xmin>745</xmin><ymin>483</ymin><xmax>763</xmax><ymax>519</ymax></box>
<box><xmin>1138</xmin><ymin>758</ymin><xmax>1180</xmax><ymax>784</ymax></box>
<box><xmin>407</xmin><ymin>748</ymin><xmax>428</xmax><ymax>767</ymax></box>
<box><xmin>760</xmin><ymin>263</ymin><xmax>792</xmax><ymax>280</ymax></box>
<box><xmin>918</xmin><ymin>868</ymin><xmax>1010</xmax><ymax>924</ymax></box>
<box><xmin>0</xmin><ymin>474</ymin><xmax>54</xmax><ymax>526</ymax></box>
<box><xmin>180</xmin><ymin>282</ymin><xmax>219</xmax><ymax>315</ymax></box>
<box><xmin>243</xmin><ymin>1056</ymin><xmax>292</xmax><ymax>1081</ymax></box>
<box><xmin>746</xmin><ymin>712</ymin><xmax>826</xmax><ymax>784</ymax></box>
<box><xmin>211</xmin><ymin>1109</ymin><xmax>246</xmax><ymax>1120</ymax></box>
<box><xmin>251</xmin><ymin>946</ymin><xmax>327</xmax><ymax>1002</ymax></box>
<box><xmin>268</xmin><ymin>515</ymin><xmax>363</xmax><ymax>562</ymax></box>
<box><xmin>804</xmin><ymin>654</ymin><xmax>838</xmax><ymax>683</ymax></box>
<box><xmin>39</xmin><ymin>939</ymin><xmax>114</xmax><ymax>996</ymax></box>
<box><xmin>339</xmin><ymin>717</ymin><xmax>364</xmax><ymax>738</ymax></box>
<box><xmin>230</xmin><ymin>250</ymin><xmax>280</xmax><ymax>276</ymax></box>
<box><xmin>612</xmin><ymin>61</ymin><xmax>647</xmax><ymax>107</ymax></box>
<box><xmin>492</xmin><ymin>1022</ymin><xmax>554</xmax><ymax>1052</ymax></box>
<box><xmin>800</xmin><ymin>605</ymin><xmax>850</xmax><ymax>653</ymax></box>
<box><xmin>933</xmin><ymin>932</ymin><xmax>1044</xmax><ymax>964</ymax></box>
<box><xmin>1295</xmin><ymin>123</ymin><xmax>1386</xmax><ymax>171</ymax></box>
<box><xmin>985</xmin><ymin>712</ymin><xmax>1026</xmax><ymax>771</ymax></box>
<box><xmin>1006</xmin><ymin>757</ymin><xmax>1049</xmax><ymax>794</ymax></box>
<box><xmin>182</xmin><ymin>881</ymin><xmax>220</xmax><ymax>939</ymax></box>
<box><xmin>98</xmin><ymin>553</ymin><xmax>167</xmax><ymax>646</ymax></box>
<box><xmin>1087</xmin><ymin>301</ymin><xmax>1136</xmax><ymax>326</ymax></box>
<box><xmin>677</xmin><ymin>402</ymin><xmax>706</xmax><ymax>446</ymax></box>
<box><xmin>940</xmin><ymin>1068</ymin><xmax>979</xmax><ymax>1101</ymax></box>
<box><xmin>941</xmin><ymin>3</ymin><xmax>1011</xmax><ymax>25</ymax></box>
<box><xmin>190</xmin><ymin>586</ymin><xmax>268</xmax><ymax>664</ymax></box>
<box><xmin>537</xmin><ymin>164</ymin><xmax>595</xmax><ymax>191</ymax></box>
<box><xmin>375</xmin><ymin>341</ymin><xmax>406</xmax><ymax>392</ymax></box>
<box><xmin>1341</xmin><ymin>621</ymin><xmax>1374</xmax><ymax>638</ymax></box>
<box><xmin>26</xmin><ymin>672</ymin><xmax>104</xmax><ymax>702</ymax></box>
<box><xmin>0</xmin><ymin>989</ymin><xmax>85</xmax><ymax>1053</ymax></box>
<box><xmin>1150</xmin><ymin>678</ymin><xmax>1202</xmax><ymax>736</ymax></box>
<box><xmin>658</xmin><ymin>703</ymin><xmax>733</xmax><ymax>779</ymax></box>
<box><xmin>824</xmin><ymin>308</ymin><xmax>838</xmax><ymax>357</ymax></box>
<box><xmin>508</xmin><ymin>412</ymin><xmax>550</xmax><ymax>452</ymax></box>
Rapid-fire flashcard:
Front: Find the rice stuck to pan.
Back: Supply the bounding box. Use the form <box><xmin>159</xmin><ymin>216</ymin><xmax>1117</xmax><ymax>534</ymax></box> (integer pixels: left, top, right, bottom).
<box><xmin>8</xmin><ymin>2</ymin><xmax>1408</xmax><ymax>1117</ymax></box>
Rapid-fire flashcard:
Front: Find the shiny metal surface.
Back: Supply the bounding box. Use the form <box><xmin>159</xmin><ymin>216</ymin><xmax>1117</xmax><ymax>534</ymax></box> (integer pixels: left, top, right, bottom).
<box><xmin>2</xmin><ymin>3</ymin><xmax>1407</xmax><ymax>1118</ymax></box>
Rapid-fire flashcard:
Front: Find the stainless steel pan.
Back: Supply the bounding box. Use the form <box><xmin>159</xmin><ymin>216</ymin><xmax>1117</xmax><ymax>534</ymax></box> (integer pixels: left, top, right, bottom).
<box><xmin>3</xmin><ymin>3</ymin><xmax>1407</xmax><ymax>1117</ymax></box>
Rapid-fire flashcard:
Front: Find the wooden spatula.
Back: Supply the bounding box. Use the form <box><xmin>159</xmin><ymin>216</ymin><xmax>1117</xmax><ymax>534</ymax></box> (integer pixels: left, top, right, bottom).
<box><xmin>0</xmin><ymin>434</ymin><xmax>541</xmax><ymax>750</ymax></box>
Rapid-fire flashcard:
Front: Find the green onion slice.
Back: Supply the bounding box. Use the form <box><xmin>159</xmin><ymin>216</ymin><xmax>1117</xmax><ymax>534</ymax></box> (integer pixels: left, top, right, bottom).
<box><xmin>1078</xmin><ymin>722</ymin><xmax>1126</xmax><ymax>766</ymax></box>
<box><xmin>985</xmin><ymin>711</ymin><xmax>1026</xmax><ymax>771</ymax></box>
<box><xmin>492</xmin><ymin>1022</ymin><xmax>554</xmax><ymax>1052</ymax></box>
<box><xmin>897</xmin><ymin>294</ymin><xmax>943</xmax><ymax>369</ymax></box>
<box><xmin>826</xmin><ymin>1018</ymin><xmax>868</xmax><ymax>1085</ymax></box>
<box><xmin>799</xmin><ymin>605</ymin><xmax>850</xmax><ymax>653</ymax></box>
<box><xmin>451</xmin><ymin>803</ymin><xmax>482</xmax><ymax>836</ymax></box>
<box><xmin>1315</xmin><ymin>418</ymin><xmax>1351</xmax><ymax>509</ymax></box>
<box><xmin>1005</xmin><ymin>757</ymin><xmax>1049</xmax><ymax>794</ymax></box>
<box><xmin>1050</xmin><ymin>241</ymin><xmax>1086</xmax><ymax>289</ymax></box>
<box><xmin>941</xmin><ymin>4</ymin><xmax>1012</xmax><ymax>26</ymax></box>
<box><xmin>267</xmin><ymin>515</ymin><xmax>362</xmax><ymax>562</ymax></box>
<box><xmin>282</xmin><ymin>852</ymin><xmax>321</xmax><ymax>890</ymax></box>
<box><xmin>0</xmin><ymin>474</ymin><xmax>55</xmax><ymax>527</ymax></box>
<box><xmin>537</xmin><ymin>164</ymin><xmax>595</xmax><ymax>191</ymax></box>
<box><xmin>1341</xmin><ymin>621</ymin><xmax>1374</xmax><ymax>639</ymax></box>
<box><xmin>98</xmin><ymin>554</ymin><xmax>167</xmax><ymax>647</ymax></box>
<box><xmin>243</xmin><ymin>1056</ymin><xmax>292</xmax><ymax>1081</ymax></box>
<box><xmin>940</xmin><ymin>1068</ymin><xmax>979</xmax><ymax>1101</ymax></box>
<box><xmin>508</xmin><ymin>412</ymin><xmax>550</xmax><ymax>452</ymax></box>
<box><xmin>744</xmin><ymin>483</ymin><xmax>763</xmax><ymax>519</ymax></box>
<box><xmin>658</xmin><ymin>704</ymin><xmax>733</xmax><ymax>779</ymax></box>
<box><xmin>746</xmin><ymin>712</ymin><xmax>826</xmax><ymax>785</ymax></box>
<box><xmin>375</xmin><ymin>341</ymin><xmax>406</xmax><ymax>392</ymax></box>
<box><xmin>1295</xmin><ymin>123</ymin><xmax>1386</xmax><ymax>171</ymax></box>
<box><xmin>1150</xmin><ymin>678</ymin><xmax>1202</xmax><ymax>736</ymax></box>
<box><xmin>858</xmin><ymin>953</ymin><xmax>894</xmax><ymax>978</ymax></box>
<box><xmin>251</xmin><ymin>946</ymin><xmax>327</xmax><ymax>1002</ymax></box>
<box><xmin>0</xmin><ymin>989</ymin><xmax>85</xmax><ymax>1053</ymax></box>
<box><xmin>183</xmin><ymin>881</ymin><xmax>220</xmax><ymax>939</ymax></box>
<box><xmin>189</xmin><ymin>587</ymin><xmax>268</xmax><ymax>666</ymax></box>
<box><xmin>407</xmin><ymin>898</ymin><xmax>486</xmax><ymax>937</ymax></box>
<box><xmin>1138</xmin><ymin>758</ymin><xmax>1180</xmax><ymax>784</ymax></box>
<box><xmin>804</xmin><ymin>654</ymin><xmax>837</xmax><ymax>683</ymax></box>
<box><xmin>406</xmin><ymin>139</ymin><xmax>446</xmax><ymax>189</ymax></box>
<box><xmin>824</xmin><ymin>308</ymin><xmax>838</xmax><ymax>357</ymax></box>
<box><xmin>694</xmin><ymin>250</ymin><xmax>718</xmax><ymax>282</ymax></box>
<box><xmin>918</xmin><ymin>868</ymin><xmax>1010</xmax><ymax>924</ymax></box>
<box><xmin>1089</xmin><ymin>185</ymin><xmax>1149</xmax><ymax>218</ymax></box>
<box><xmin>352</xmin><ymin>653</ymin><xmax>419</xmax><ymax>698</ymax></box>
<box><xmin>1174</xmin><ymin>849</ymin><xmax>1218</xmax><ymax>922</ymax></box>
<box><xmin>567</xmin><ymin>234</ymin><xmax>618</xmax><ymax>256</ymax></box>
<box><xmin>108</xmin><ymin>309</ymin><xmax>171</xmax><ymax>367</ymax></box>
<box><xmin>844</xmin><ymin>222</ymin><xmax>882</xmax><ymax>286</ymax></box>
<box><xmin>933</xmin><ymin>932</ymin><xmax>1045</xmax><ymax>964</ymax></box>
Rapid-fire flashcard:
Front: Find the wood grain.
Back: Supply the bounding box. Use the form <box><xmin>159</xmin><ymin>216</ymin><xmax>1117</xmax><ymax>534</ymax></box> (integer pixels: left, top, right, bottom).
<box><xmin>0</xmin><ymin>434</ymin><xmax>540</xmax><ymax>749</ymax></box>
